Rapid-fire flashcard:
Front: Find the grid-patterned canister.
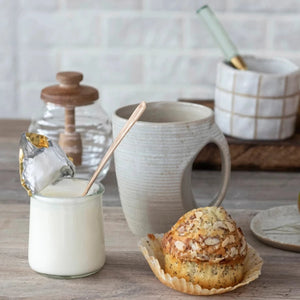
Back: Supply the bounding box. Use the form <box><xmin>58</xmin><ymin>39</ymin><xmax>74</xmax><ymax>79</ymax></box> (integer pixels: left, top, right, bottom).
<box><xmin>215</xmin><ymin>56</ymin><xmax>299</xmax><ymax>140</ymax></box>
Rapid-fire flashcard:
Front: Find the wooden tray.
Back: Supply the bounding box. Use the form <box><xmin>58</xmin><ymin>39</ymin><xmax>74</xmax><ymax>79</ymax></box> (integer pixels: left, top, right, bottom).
<box><xmin>179</xmin><ymin>99</ymin><xmax>300</xmax><ymax>172</ymax></box>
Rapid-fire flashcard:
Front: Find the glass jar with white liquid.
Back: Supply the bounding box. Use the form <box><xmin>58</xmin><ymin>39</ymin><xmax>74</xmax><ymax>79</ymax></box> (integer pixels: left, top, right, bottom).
<box><xmin>28</xmin><ymin>178</ymin><xmax>105</xmax><ymax>278</ymax></box>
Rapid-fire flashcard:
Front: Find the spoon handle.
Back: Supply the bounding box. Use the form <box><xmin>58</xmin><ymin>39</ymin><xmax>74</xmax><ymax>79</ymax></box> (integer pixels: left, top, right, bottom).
<box><xmin>82</xmin><ymin>101</ymin><xmax>147</xmax><ymax>196</ymax></box>
<box><xmin>197</xmin><ymin>5</ymin><xmax>247</xmax><ymax>70</ymax></box>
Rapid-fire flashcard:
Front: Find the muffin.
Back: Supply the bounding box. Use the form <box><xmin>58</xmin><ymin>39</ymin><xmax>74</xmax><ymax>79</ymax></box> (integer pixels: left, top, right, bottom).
<box><xmin>161</xmin><ymin>206</ymin><xmax>248</xmax><ymax>289</ymax></box>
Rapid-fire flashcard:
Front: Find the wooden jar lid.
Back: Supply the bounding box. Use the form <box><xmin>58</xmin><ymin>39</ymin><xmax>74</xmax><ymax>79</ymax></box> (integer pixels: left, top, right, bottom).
<box><xmin>41</xmin><ymin>71</ymin><xmax>99</xmax><ymax>107</ymax></box>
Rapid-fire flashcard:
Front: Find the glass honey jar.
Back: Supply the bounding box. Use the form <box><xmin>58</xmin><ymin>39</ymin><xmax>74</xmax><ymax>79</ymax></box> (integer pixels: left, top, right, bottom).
<box><xmin>29</xmin><ymin>71</ymin><xmax>112</xmax><ymax>180</ymax></box>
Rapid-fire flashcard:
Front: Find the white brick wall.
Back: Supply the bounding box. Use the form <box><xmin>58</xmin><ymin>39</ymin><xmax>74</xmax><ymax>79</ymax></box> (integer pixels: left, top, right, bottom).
<box><xmin>107</xmin><ymin>17</ymin><xmax>183</xmax><ymax>48</ymax></box>
<box><xmin>1</xmin><ymin>0</ymin><xmax>300</xmax><ymax>119</ymax></box>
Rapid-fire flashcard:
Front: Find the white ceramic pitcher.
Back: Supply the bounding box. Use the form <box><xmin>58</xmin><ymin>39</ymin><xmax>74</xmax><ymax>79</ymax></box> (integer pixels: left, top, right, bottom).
<box><xmin>112</xmin><ymin>102</ymin><xmax>231</xmax><ymax>236</ymax></box>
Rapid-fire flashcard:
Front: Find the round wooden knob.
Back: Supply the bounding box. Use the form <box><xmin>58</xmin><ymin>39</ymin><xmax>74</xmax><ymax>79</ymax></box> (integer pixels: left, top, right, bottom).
<box><xmin>56</xmin><ymin>72</ymin><xmax>83</xmax><ymax>86</ymax></box>
<box><xmin>41</xmin><ymin>71</ymin><xmax>98</xmax><ymax>107</ymax></box>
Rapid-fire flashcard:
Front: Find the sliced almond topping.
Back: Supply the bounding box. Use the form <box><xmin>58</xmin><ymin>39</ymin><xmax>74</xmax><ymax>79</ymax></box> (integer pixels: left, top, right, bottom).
<box><xmin>177</xmin><ymin>225</ymin><xmax>185</xmax><ymax>232</ymax></box>
<box><xmin>197</xmin><ymin>254</ymin><xmax>210</xmax><ymax>261</ymax></box>
<box><xmin>204</xmin><ymin>237</ymin><xmax>220</xmax><ymax>246</ymax></box>
<box><xmin>240</xmin><ymin>238</ymin><xmax>247</xmax><ymax>256</ymax></box>
<box><xmin>222</xmin><ymin>235</ymin><xmax>235</xmax><ymax>247</ymax></box>
<box><xmin>213</xmin><ymin>221</ymin><xmax>227</xmax><ymax>230</ymax></box>
<box><xmin>203</xmin><ymin>222</ymin><xmax>210</xmax><ymax>229</ymax></box>
<box><xmin>229</xmin><ymin>247</ymin><xmax>238</xmax><ymax>257</ymax></box>
<box><xmin>177</xmin><ymin>225</ymin><xmax>186</xmax><ymax>236</ymax></box>
<box><xmin>237</xmin><ymin>228</ymin><xmax>243</xmax><ymax>238</ymax></box>
<box><xmin>225</xmin><ymin>221</ymin><xmax>235</xmax><ymax>232</ymax></box>
<box><xmin>222</xmin><ymin>237</ymin><xmax>229</xmax><ymax>247</ymax></box>
<box><xmin>175</xmin><ymin>240</ymin><xmax>186</xmax><ymax>251</ymax></box>
<box><xmin>195</xmin><ymin>211</ymin><xmax>203</xmax><ymax>219</ymax></box>
<box><xmin>213</xmin><ymin>243</ymin><xmax>220</xmax><ymax>250</ymax></box>
<box><xmin>189</xmin><ymin>241</ymin><xmax>200</xmax><ymax>251</ymax></box>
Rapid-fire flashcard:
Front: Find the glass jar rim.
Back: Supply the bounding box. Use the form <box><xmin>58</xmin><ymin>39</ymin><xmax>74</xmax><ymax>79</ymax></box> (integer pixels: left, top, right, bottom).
<box><xmin>31</xmin><ymin>178</ymin><xmax>105</xmax><ymax>204</ymax></box>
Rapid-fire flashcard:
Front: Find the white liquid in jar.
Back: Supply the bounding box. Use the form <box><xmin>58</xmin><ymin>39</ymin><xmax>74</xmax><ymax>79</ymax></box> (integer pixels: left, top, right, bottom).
<box><xmin>28</xmin><ymin>178</ymin><xmax>105</xmax><ymax>277</ymax></box>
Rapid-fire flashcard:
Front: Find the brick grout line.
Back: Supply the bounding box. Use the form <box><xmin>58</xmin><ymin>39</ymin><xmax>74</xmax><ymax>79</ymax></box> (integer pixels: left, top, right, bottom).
<box><xmin>22</xmin><ymin>47</ymin><xmax>300</xmax><ymax>56</ymax></box>
<box><xmin>101</xmin><ymin>14</ymin><xmax>109</xmax><ymax>48</ymax></box>
<box><xmin>23</xmin><ymin>9</ymin><xmax>290</xmax><ymax>19</ymax></box>
<box><xmin>142</xmin><ymin>0</ymin><xmax>148</xmax><ymax>10</ymax></box>
<box><xmin>46</xmin><ymin>47</ymin><xmax>300</xmax><ymax>56</ymax></box>
<box><xmin>226</xmin><ymin>0</ymin><xmax>234</xmax><ymax>11</ymax></box>
<box><xmin>12</xmin><ymin>0</ymin><xmax>19</xmax><ymax>116</ymax></box>
<box><xmin>18</xmin><ymin>82</ymin><xmax>216</xmax><ymax>90</ymax></box>
<box><xmin>18</xmin><ymin>3</ymin><xmax>300</xmax><ymax>19</ymax></box>
<box><xmin>57</xmin><ymin>0</ymin><xmax>64</xmax><ymax>71</ymax></box>
<box><xmin>56</xmin><ymin>48</ymin><xmax>62</xmax><ymax>74</ymax></box>
<box><xmin>46</xmin><ymin>6</ymin><xmax>300</xmax><ymax>19</ymax></box>
<box><xmin>262</xmin><ymin>17</ymin><xmax>268</xmax><ymax>49</ymax></box>
<box><xmin>141</xmin><ymin>52</ymin><xmax>146</xmax><ymax>85</ymax></box>
<box><xmin>182</xmin><ymin>16</ymin><xmax>188</xmax><ymax>49</ymax></box>
<box><xmin>58</xmin><ymin>0</ymin><xmax>65</xmax><ymax>10</ymax></box>
<box><xmin>265</xmin><ymin>18</ymin><xmax>274</xmax><ymax>50</ymax></box>
<box><xmin>56</xmin><ymin>47</ymin><xmax>222</xmax><ymax>55</ymax></box>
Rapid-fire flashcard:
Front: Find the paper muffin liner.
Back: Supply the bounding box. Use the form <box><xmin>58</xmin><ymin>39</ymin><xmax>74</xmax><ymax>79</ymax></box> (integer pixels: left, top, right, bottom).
<box><xmin>138</xmin><ymin>233</ymin><xmax>263</xmax><ymax>296</ymax></box>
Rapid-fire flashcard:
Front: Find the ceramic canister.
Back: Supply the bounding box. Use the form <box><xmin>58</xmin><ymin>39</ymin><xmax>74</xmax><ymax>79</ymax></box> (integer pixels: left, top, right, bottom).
<box><xmin>215</xmin><ymin>56</ymin><xmax>300</xmax><ymax>140</ymax></box>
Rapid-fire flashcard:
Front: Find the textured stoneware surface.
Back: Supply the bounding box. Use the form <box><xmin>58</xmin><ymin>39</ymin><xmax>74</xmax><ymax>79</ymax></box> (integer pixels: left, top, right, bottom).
<box><xmin>215</xmin><ymin>56</ymin><xmax>300</xmax><ymax>140</ymax></box>
<box><xmin>112</xmin><ymin>102</ymin><xmax>231</xmax><ymax>236</ymax></box>
<box><xmin>250</xmin><ymin>204</ymin><xmax>300</xmax><ymax>252</ymax></box>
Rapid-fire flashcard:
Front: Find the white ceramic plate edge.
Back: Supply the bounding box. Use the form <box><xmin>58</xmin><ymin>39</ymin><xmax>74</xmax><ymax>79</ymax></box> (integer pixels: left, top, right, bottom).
<box><xmin>250</xmin><ymin>205</ymin><xmax>300</xmax><ymax>252</ymax></box>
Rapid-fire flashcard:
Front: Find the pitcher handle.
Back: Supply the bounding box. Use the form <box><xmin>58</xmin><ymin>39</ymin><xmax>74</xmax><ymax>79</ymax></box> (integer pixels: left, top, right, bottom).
<box><xmin>207</xmin><ymin>123</ymin><xmax>231</xmax><ymax>207</ymax></box>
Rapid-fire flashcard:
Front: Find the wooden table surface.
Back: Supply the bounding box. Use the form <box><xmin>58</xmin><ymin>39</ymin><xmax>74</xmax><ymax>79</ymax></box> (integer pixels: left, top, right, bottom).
<box><xmin>0</xmin><ymin>120</ymin><xmax>300</xmax><ymax>299</ymax></box>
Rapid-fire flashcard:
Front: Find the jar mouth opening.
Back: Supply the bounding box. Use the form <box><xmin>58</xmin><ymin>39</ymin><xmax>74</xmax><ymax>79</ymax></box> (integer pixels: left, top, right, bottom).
<box><xmin>32</xmin><ymin>178</ymin><xmax>105</xmax><ymax>204</ymax></box>
<box><xmin>221</xmin><ymin>55</ymin><xmax>300</xmax><ymax>76</ymax></box>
